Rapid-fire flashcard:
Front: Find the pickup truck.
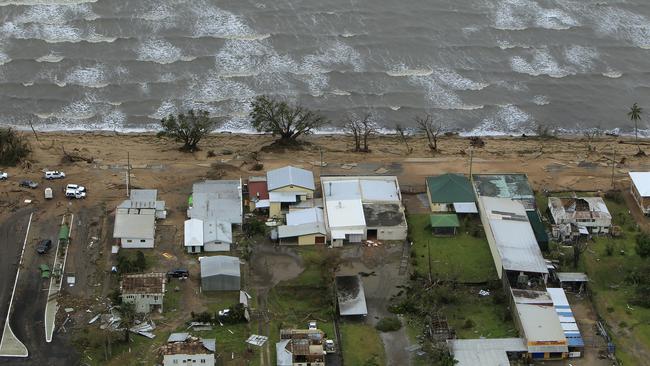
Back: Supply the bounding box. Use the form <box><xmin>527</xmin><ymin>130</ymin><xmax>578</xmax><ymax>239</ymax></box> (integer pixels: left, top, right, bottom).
<box><xmin>65</xmin><ymin>189</ymin><xmax>86</xmax><ymax>199</ymax></box>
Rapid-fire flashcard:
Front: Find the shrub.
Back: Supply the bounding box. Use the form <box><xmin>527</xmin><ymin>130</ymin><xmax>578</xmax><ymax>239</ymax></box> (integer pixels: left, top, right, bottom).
<box><xmin>375</xmin><ymin>317</ymin><xmax>402</xmax><ymax>332</ymax></box>
<box><xmin>604</xmin><ymin>190</ymin><xmax>624</xmax><ymax>204</ymax></box>
<box><xmin>0</xmin><ymin>128</ymin><xmax>30</xmax><ymax>166</ymax></box>
<box><xmin>191</xmin><ymin>311</ymin><xmax>213</xmax><ymax>323</ymax></box>
<box><xmin>462</xmin><ymin>318</ymin><xmax>475</xmax><ymax>329</ymax></box>
<box><xmin>636</xmin><ymin>232</ymin><xmax>650</xmax><ymax>258</ymax></box>
<box><xmin>605</xmin><ymin>241</ymin><xmax>615</xmax><ymax>256</ymax></box>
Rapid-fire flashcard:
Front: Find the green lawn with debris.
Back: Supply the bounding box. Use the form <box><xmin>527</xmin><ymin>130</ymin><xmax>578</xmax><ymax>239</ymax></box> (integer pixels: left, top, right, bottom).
<box><xmin>407</xmin><ymin>214</ymin><xmax>498</xmax><ymax>283</ymax></box>
<box><xmin>580</xmin><ymin>195</ymin><xmax>650</xmax><ymax>366</ymax></box>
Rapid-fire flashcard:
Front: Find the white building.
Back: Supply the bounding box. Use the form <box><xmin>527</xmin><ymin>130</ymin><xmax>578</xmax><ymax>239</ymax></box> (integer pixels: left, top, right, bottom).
<box><xmin>277</xmin><ymin>207</ymin><xmax>327</xmax><ymax>245</ymax></box>
<box><xmin>548</xmin><ymin>197</ymin><xmax>612</xmax><ymax>235</ymax></box>
<box><xmin>629</xmin><ymin>172</ymin><xmax>650</xmax><ymax>215</ymax></box>
<box><xmin>161</xmin><ymin>333</ymin><xmax>215</xmax><ymax>366</ymax></box>
<box><xmin>120</xmin><ymin>273</ymin><xmax>165</xmax><ymax>313</ymax></box>
<box><xmin>321</xmin><ymin>176</ymin><xmax>407</xmax><ymax>246</ymax></box>
<box><xmin>118</xmin><ymin>189</ymin><xmax>167</xmax><ymax>219</ymax></box>
<box><xmin>186</xmin><ymin>180</ymin><xmax>242</xmax><ymax>253</ymax></box>
<box><xmin>113</xmin><ymin>209</ymin><xmax>156</xmax><ymax>248</ymax></box>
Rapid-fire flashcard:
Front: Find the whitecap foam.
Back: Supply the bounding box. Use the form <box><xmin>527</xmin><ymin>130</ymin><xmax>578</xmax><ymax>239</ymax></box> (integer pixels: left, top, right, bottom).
<box><xmin>0</xmin><ymin>51</ymin><xmax>10</xmax><ymax>66</ymax></box>
<box><xmin>186</xmin><ymin>75</ymin><xmax>255</xmax><ymax>104</ymax></box>
<box><xmin>330</xmin><ymin>89</ymin><xmax>351</xmax><ymax>96</ymax></box>
<box><xmin>14</xmin><ymin>3</ymin><xmax>96</xmax><ymax>25</ymax></box>
<box><xmin>36</xmin><ymin>54</ymin><xmax>64</xmax><ymax>63</ymax></box>
<box><xmin>434</xmin><ymin>69</ymin><xmax>489</xmax><ymax>91</ymax></box>
<box><xmin>386</xmin><ymin>68</ymin><xmax>433</xmax><ymax>77</ymax></box>
<box><xmin>532</xmin><ymin>95</ymin><xmax>549</xmax><ymax>106</ymax></box>
<box><xmin>602</xmin><ymin>70</ymin><xmax>623</xmax><ymax>78</ymax></box>
<box><xmin>389</xmin><ymin>106</ymin><xmax>401</xmax><ymax>111</ymax></box>
<box><xmin>190</xmin><ymin>1</ymin><xmax>266</xmax><ymax>40</ymax></box>
<box><xmin>0</xmin><ymin>0</ymin><xmax>96</xmax><ymax>5</ymax></box>
<box><xmin>137</xmin><ymin>39</ymin><xmax>188</xmax><ymax>64</ymax></box>
<box><xmin>494</xmin><ymin>0</ymin><xmax>579</xmax><ymax>31</ymax></box>
<box><xmin>469</xmin><ymin>104</ymin><xmax>533</xmax><ymax>135</ymax></box>
<box><xmin>582</xmin><ymin>4</ymin><xmax>650</xmax><ymax>49</ymax></box>
<box><xmin>22</xmin><ymin>82</ymin><xmax>34</xmax><ymax>86</ymax></box>
<box><xmin>149</xmin><ymin>100</ymin><xmax>178</xmax><ymax>120</ymax></box>
<box><xmin>300</xmin><ymin>40</ymin><xmax>365</xmax><ymax>73</ymax></box>
<box><xmin>510</xmin><ymin>48</ymin><xmax>571</xmax><ymax>78</ymax></box>
<box><xmin>1</xmin><ymin>21</ymin><xmax>116</xmax><ymax>43</ymax></box>
<box><xmin>64</xmin><ymin>65</ymin><xmax>108</xmax><ymax>88</ymax></box>
<box><xmin>36</xmin><ymin>99</ymin><xmax>97</xmax><ymax>120</ymax></box>
<box><xmin>564</xmin><ymin>45</ymin><xmax>598</xmax><ymax>71</ymax></box>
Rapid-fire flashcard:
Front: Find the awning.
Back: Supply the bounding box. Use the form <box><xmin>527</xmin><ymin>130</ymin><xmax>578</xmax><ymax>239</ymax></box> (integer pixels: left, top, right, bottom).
<box><xmin>578</xmin><ymin>226</ymin><xmax>589</xmax><ymax>235</ymax></box>
<box><xmin>453</xmin><ymin>202</ymin><xmax>478</xmax><ymax>214</ymax></box>
<box><xmin>255</xmin><ymin>199</ymin><xmax>270</xmax><ymax>208</ymax></box>
<box><xmin>331</xmin><ymin>229</ymin><xmax>364</xmax><ymax>239</ymax></box>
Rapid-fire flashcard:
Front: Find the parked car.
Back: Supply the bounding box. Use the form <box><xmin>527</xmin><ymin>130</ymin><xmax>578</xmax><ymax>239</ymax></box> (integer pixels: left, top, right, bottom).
<box><xmin>218</xmin><ymin>308</ymin><xmax>231</xmax><ymax>317</ymax></box>
<box><xmin>65</xmin><ymin>189</ymin><xmax>86</xmax><ymax>199</ymax></box>
<box><xmin>0</xmin><ymin>172</ymin><xmax>7</xmax><ymax>180</ymax></box>
<box><xmin>166</xmin><ymin>269</ymin><xmax>189</xmax><ymax>278</ymax></box>
<box><xmin>325</xmin><ymin>340</ymin><xmax>336</xmax><ymax>353</ymax></box>
<box><xmin>20</xmin><ymin>180</ymin><xmax>39</xmax><ymax>189</ymax></box>
<box><xmin>308</xmin><ymin>321</ymin><xmax>317</xmax><ymax>330</ymax></box>
<box><xmin>36</xmin><ymin>239</ymin><xmax>52</xmax><ymax>254</ymax></box>
<box><xmin>65</xmin><ymin>183</ymin><xmax>86</xmax><ymax>193</ymax></box>
<box><xmin>44</xmin><ymin>171</ymin><xmax>65</xmax><ymax>180</ymax></box>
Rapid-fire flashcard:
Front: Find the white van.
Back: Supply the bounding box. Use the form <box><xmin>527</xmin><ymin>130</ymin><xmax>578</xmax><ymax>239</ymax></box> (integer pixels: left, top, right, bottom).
<box><xmin>44</xmin><ymin>187</ymin><xmax>53</xmax><ymax>199</ymax></box>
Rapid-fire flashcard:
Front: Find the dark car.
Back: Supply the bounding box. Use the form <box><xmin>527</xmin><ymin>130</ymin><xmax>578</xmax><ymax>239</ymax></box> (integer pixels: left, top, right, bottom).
<box><xmin>166</xmin><ymin>269</ymin><xmax>189</xmax><ymax>278</ymax></box>
<box><xmin>19</xmin><ymin>180</ymin><xmax>39</xmax><ymax>189</ymax></box>
<box><xmin>36</xmin><ymin>239</ymin><xmax>52</xmax><ymax>254</ymax></box>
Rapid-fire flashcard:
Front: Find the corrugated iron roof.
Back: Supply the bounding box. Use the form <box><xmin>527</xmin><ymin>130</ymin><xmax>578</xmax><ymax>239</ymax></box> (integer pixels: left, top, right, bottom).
<box><xmin>267</xmin><ymin>166</ymin><xmax>315</xmax><ymax>191</ymax></box>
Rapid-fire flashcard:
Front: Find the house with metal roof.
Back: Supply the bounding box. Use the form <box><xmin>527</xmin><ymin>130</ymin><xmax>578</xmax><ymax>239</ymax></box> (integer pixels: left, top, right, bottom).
<box><xmin>511</xmin><ymin>289</ymin><xmax>568</xmax><ymax>360</ymax></box>
<box><xmin>473</xmin><ymin>174</ymin><xmax>536</xmax><ymax>211</ymax></box>
<box><xmin>267</xmin><ymin>166</ymin><xmax>315</xmax><ymax>218</ymax></box>
<box><xmin>160</xmin><ymin>333</ymin><xmax>216</xmax><ymax>366</ymax></box>
<box><xmin>186</xmin><ymin>180</ymin><xmax>242</xmax><ymax>252</ymax></box>
<box><xmin>120</xmin><ymin>273</ymin><xmax>166</xmax><ymax>313</ymax></box>
<box><xmin>547</xmin><ymin>287</ymin><xmax>584</xmax><ymax>357</ymax></box>
<box><xmin>277</xmin><ymin>208</ymin><xmax>327</xmax><ymax>245</ymax></box>
<box><xmin>321</xmin><ymin>176</ymin><xmax>407</xmax><ymax>246</ymax></box>
<box><xmin>426</xmin><ymin>174</ymin><xmax>477</xmax><ymax>213</ymax></box>
<box><xmin>199</xmin><ymin>256</ymin><xmax>240</xmax><ymax>291</ymax></box>
<box><xmin>113</xmin><ymin>208</ymin><xmax>156</xmax><ymax>249</ymax></box>
<box><xmin>118</xmin><ymin>189</ymin><xmax>167</xmax><ymax>219</ymax></box>
<box><xmin>477</xmin><ymin>196</ymin><xmax>548</xmax><ymax>281</ymax></box>
<box><xmin>548</xmin><ymin>196</ymin><xmax>612</xmax><ymax>235</ymax></box>
<box><xmin>276</xmin><ymin>328</ymin><xmax>328</xmax><ymax>366</ymax></box>
<box><xmin>448</xmin><ymin>338</ymin><xmax>527</xmax><ymax>366</ymax></box>
<box><xmin>630</xmin><ymin>172</ymin><xmax>650</xmax><ymax>215</ymax></box>
<box><xmin>335</xmin><ymin>275</ymin><xmax>368</xmax><ymax>316</ymax></box>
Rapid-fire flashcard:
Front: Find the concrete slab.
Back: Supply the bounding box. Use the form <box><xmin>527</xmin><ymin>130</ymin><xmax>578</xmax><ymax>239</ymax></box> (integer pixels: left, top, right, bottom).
<box><xmin>0</xmin><ymin>323</ymin><xmax>28</xmax><ymax>357</ymax></box>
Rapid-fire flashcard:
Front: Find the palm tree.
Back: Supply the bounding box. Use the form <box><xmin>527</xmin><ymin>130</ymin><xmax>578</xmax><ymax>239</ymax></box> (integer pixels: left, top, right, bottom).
<box><xmin>628</xmin><ymin>103</ymin><xmax>643</xmax><ymax>152</ymax></box>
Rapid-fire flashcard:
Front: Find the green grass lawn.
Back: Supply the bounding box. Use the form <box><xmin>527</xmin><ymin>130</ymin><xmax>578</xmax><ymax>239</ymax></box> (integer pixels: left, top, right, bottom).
<box><xmin>340</xmin><ymin>323</ymin><xmax>385</xmax><ymax>366</ymax></box>
<box><xmin>407</xmin><ymin>214</ymin><xmax>498</xmax><ymax>283</ymax></box>
<box><xmin>446</xmin><ymin>288</ymin><xmax>517</xmax><ymax>339</ymax></box>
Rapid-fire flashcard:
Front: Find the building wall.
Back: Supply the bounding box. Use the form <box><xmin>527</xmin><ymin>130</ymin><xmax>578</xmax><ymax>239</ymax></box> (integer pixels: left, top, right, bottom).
<box><xmin>163</xmin><ymin>354</ymin><xmax>215</xmax><ymax>366</ymax></box>
<box><xmin>270</xmin><ymin>202</ymin><xmax>282</xmax><ymax>218</ymax></box>
<box><xmin>426</xmin><ymin>185</ymin><xmax>452</xmax><ymax>213</ymax></box>
<box><xmin>476</xmin><ymin>199</ymin><xmax>504</xmax><ymax>279</ymax></box>
<box><xmin>186</xmin><ymin>245</ymin><xmax>202</xmax><ymax>254</ymax></box>
<box><xmin>204</xmin><ymin>242</ymin><xmax>231</xmax><ymax>252</ymax></box>
<box><xmin>631</xmin><ymin>184</ymin><xmax>650</xmax><ymax>214</ymax></box>
<box><xmin>298</xmin><ymin>234</ymin><xmax>326</xmax><ymax>245</ymax></box>
<box><xmin>202</xmin><ymin>274</ymin><xmax>240</xmax><ymax>291</ymax></box>
<box><xmin>121</xmin><ymin>237</ymin><xmax>154</xmax><ymax>249</ymax></box>
<box><xmin>122</xmin><ymin>293</ymin><xmax>163</xmax><ymax>313</ymax></box>
<box><xmin>269</xmin><ymin>186</ymin><xmax>314</xmax><ymax>217</ymax></box>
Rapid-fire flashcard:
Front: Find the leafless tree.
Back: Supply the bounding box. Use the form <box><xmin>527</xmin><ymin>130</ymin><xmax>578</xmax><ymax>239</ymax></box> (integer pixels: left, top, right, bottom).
<box><xmin>583</xmin><ymin>126</ymin><xmax>603</xmax><ymax>152</ymax></box>
<box><xmin>344</xmin><ymin>113</ymin><xmax>377</xmax><ymax>152</ymax></box>
<box><xmin>415</xmin><ymin>114</ymin><xmax>445</xmax><ymax>152</ymax></box>
<box><xmin>394</xmin><ymin>123</ymin><xmax>413</xmax><ymax>154</ymax></box>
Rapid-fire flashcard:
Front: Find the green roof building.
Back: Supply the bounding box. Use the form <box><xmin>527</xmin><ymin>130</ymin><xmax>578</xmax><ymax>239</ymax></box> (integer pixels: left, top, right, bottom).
<box><xmin>429</xmin><ymin>214</ymin><xmax>460</xmax><ymax>236</ymax></box>
<box><xmin>425</xmin><ymin>174</ymin><xmax>477</xmax><ymax>213</ymax></box>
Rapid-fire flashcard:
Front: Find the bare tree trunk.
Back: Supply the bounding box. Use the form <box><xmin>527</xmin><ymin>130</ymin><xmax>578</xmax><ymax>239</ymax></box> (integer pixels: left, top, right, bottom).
<box><xmin>28</xmin><ymin>119</ymin><xmax>39</xmax><ymax>142</ymax></box>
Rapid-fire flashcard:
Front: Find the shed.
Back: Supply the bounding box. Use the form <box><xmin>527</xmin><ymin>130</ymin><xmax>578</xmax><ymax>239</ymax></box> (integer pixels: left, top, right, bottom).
<box><xmin>429</xmin><ymin>214</ymin><xmax>460</xmax><ymax>236</ymax></box>
<box><xmin>113</xmin><ymin>211</ymin><xmax>156</xmax><ymax>248</ymax></box>
<box><xmin>335</xmin><ymin>275</ymin><xmax>368</xmax><ymax>316</ymax></box>
<box><xmin>448</xmin><ymin>338</ymin><xmax>527</xmax><ymax>366</ymax></box>
<box><xmin>630</xmin><ymin>172</ymin><xmax>650</xmax><ymax>214</ymax></box>
<box><xmin>426</xmin><ymin>174</ymin><xmax>477</xmax><ymax>213</ymax></box>
<box><xmin>200</xmin><ymin>256</ymin><xmax>241</xmax><ymax>291</ymax></box>
<box><xmin>557</xmin><ymin>272</ymin><xmax>589</xmax><ymax>292</ymax></box>
<box><xmin>267</xmin><ymin>166</ymin><xmax>315</xmax><ymax>191</ymax></box>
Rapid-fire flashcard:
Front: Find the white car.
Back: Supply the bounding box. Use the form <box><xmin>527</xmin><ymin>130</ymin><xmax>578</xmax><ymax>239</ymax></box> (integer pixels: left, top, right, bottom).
<box><xmin>44</xmin><ymin>171</ymin><xmax>65</xmax><ymax>180</ymax></box>
<box><xmin>218</xmin><ymin>309</ymin><xmax>230</xmax><ymax>317</ymax></box>
<box><xmin>0</xmin><ymin>172</ymin><xmax>7</xmax><ymax>180</ymax></box>
<box><xmin>65</xmin><ymin>184</ymin><xmax>86</xmax><ymax>193</ymax></box>
<box><xmin>65</xmin><ymin>189</ymin><xmax>86</xmax><ymax>199</ymax></box>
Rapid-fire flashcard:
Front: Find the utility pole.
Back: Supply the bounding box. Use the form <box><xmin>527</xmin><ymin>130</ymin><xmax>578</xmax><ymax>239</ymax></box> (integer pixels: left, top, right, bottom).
<box><xmin>468</xmin><ymin>148</ymin><xmax>474</xmax><ymax>179</ymax></box>
<box><xmin>611</xmin><ymin>148</ymin><xmax>616</xmax><ymax>188</ymax></box>
<box><xmin>319</xmin><ymin>148</ymin><xmax>324</xmax><ymax>178</ymax></box>
<box><xmin>126</xmin><ymin>151</ymin><xmax>130</xmax><ymax>197</ymax></box>
<box><xmin>427</xmin><ymin>239</ymin><xmax>432</xmax><ymax>283</ymax></box>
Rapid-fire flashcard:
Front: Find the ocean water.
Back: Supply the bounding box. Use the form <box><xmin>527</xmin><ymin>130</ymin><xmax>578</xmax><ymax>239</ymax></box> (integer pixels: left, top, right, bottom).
<box><xmin>0</xmin><ymin>0</ymin><xmax>649</xmax><ymax>134</ymax></box>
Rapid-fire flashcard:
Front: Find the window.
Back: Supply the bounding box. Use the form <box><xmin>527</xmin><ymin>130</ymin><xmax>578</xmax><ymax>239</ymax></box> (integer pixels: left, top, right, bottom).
<box><xmin>126</xmin><ymin>239</ymin><xmax>133</xmax><ymax>243</ymax></box>
<box><xmin>140</xmin><ymin>239</ymin><xmax>146</xmax><ymax>243</ymax></box>
<box><xmin>200</xmin><ymin>360</ymin><xmax>206</xmax><ymax>364</ymax></box>
<box><xmin>173</xmin><ymin>361</ymin><xmax>178</xmax><ymax>364</ymax></box>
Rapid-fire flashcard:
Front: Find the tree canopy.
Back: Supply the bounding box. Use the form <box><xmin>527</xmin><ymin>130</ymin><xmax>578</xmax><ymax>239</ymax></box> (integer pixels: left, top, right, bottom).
<box><xmin>0</xmin><ymin>128</ymin><xmax>30</xmax><ymax>166</ymax></box>
<box><xmin>157</xmin><ymin>109</ymin><xmax>216</xmax><ymax>151</ymax></box>
<box><xmin>249</xmin><ymin>96</ymin><xmax>326</xmax><ymax>144</ymax></box>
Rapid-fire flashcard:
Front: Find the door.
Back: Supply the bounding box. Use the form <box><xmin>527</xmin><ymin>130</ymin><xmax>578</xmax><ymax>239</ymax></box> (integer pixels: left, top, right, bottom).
<box><xmin>315</xmin><ymin>236</ymin><xmax>325</xmax><ymax>244</ymax></box>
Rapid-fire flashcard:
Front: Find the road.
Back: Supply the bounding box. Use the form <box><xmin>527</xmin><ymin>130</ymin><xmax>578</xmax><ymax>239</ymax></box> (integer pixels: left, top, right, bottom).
<box><xmin>0</xmin><ymin>208</ymin><xmax>33</xmax><ymax>336</ymax></box>
<box><xmin>0</xmin><ymin>211</ymin><xmax>79</xmax><ymax>365</ymax></box>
